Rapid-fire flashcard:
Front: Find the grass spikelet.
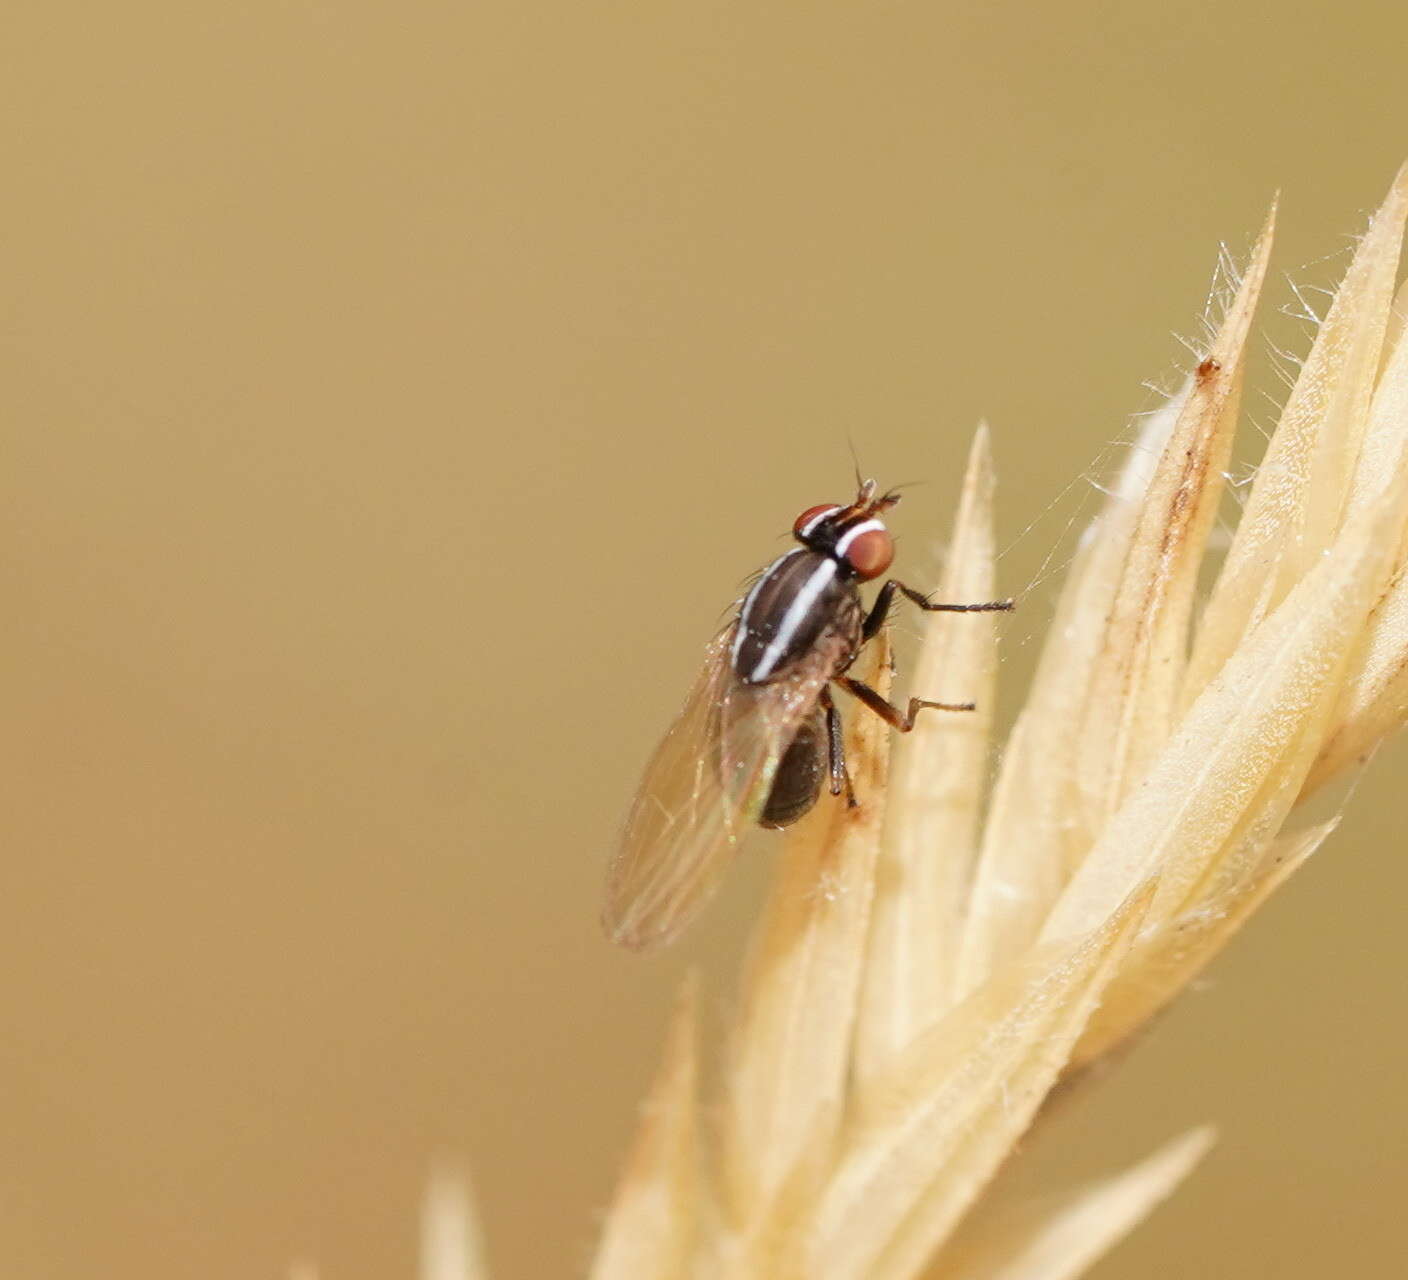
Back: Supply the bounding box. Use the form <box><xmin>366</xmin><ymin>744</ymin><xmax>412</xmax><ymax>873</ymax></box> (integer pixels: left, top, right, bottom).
<box><xmin>1185</xmin><ymin>164</ymin><xmax>1408</xmax><ymax>702</ymax></box>
<box><xmin>856</xmin><ymin>426</ymin><xmax>998</xmax><ymax>1081</ymax></box>
<box><xmin>591</xmin><ymin>975</ymin><xmax>702</xmax><ymax>1280</ymax></box>
<box><xmin>929</xmin><ymin>1128</ymin><xmax>1215</xmax><ymax>1280</ymax></box>
<box><xmin>584</xmin><ymin>164</ymin><xmax>1408</xmax><ymax>1280</ymax></box>
<box><xmin>420</xmin><ymin>1166</ymin><xmax>491</xmax><ymax>1280</ymax></box>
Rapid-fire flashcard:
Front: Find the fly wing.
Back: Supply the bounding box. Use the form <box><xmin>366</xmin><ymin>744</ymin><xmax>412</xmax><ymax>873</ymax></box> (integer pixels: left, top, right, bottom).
<box><xmin>603</xmin><ymin>620</ymin><xmax>845</xmax><ymax>951</ymax></box>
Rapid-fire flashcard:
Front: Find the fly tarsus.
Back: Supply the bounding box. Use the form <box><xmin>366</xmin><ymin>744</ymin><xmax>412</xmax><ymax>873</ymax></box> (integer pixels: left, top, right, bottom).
<box><xmin>838</xmin><ymin>675</ymin><xmax>975</xmax><ymax>731</ymax></box>
<box><xmin>861</xmin><ymin>579</ymin><xmax>1014</xmax><ymax>640</ymax></box>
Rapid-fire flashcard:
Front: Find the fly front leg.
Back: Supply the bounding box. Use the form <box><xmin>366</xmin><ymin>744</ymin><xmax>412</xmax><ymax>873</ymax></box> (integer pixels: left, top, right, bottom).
<box><xmin>821</xmin><ymin>686</ymin><xmax>857</xmax><ymax>808</ymax></box>
<box><xmin>862</xmin><ymin>580</ymin><xmax>1015</xmax><ymax>641</ymax></box>
<box><xmin>837</xmin><ymin>675</ymin><xmax>975</xmax><ymax>730</ymax></box>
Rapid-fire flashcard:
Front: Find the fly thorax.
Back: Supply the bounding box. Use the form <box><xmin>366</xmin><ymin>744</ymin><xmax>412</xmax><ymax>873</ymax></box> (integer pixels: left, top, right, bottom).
<box><xmin>731</xmin><ymin>549</ymin><xmax>859</xmax><ymax>685</ymax></box>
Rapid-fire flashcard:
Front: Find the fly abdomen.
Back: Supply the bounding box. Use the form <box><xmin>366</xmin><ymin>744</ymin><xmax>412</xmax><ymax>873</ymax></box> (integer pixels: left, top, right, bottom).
<box><xmin>759</xmin><ymin>708</ymin><xmax>827</xmax><ymax>828</ymax></box>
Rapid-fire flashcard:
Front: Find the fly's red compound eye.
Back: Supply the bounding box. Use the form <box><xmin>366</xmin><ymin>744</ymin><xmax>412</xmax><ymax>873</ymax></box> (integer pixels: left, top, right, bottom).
<box><xmin>793</xmin><ymin>504</ymin><xmax>841</xmax><ymax>538</ymax></box>
<box><xmin>842</xmin><ymin>526</ymin><xmax>894</xmax><ymax>580</ymax></box>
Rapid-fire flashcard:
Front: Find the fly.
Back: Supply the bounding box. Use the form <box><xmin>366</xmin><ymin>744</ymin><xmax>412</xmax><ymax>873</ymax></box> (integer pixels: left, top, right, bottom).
<box><xmin>602</xmin><ymin>478</ymin><xmax>1013</xmax><ymax>951</ymax></box>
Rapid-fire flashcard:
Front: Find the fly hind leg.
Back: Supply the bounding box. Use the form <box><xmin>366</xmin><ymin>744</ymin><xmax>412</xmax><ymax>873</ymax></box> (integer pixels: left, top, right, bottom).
<box><xmin>837</xmin><ymin>675</ymin><xmax>975</xmax><ymax>731</ymax></box>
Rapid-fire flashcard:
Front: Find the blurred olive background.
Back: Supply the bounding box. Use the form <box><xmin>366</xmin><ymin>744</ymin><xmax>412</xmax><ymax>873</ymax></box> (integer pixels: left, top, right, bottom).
<box><xmin>3</xmin><ymin>2</ymin><xmax>1407</xmax><ymax>1277</ymax></box>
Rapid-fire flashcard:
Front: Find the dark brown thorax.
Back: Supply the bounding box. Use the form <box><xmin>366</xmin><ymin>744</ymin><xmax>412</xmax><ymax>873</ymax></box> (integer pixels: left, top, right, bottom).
<box><xmin>731</xmin><ymin>550</ymin><xmax>862</xmax><ymax>686</ymax></box>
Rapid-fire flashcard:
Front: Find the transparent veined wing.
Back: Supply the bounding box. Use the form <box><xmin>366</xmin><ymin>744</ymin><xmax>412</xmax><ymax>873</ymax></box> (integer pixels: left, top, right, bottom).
<box><xmin>602</xmin><ymin>619</ymin><xmax>846</xmax><ymax>951</ymax></box>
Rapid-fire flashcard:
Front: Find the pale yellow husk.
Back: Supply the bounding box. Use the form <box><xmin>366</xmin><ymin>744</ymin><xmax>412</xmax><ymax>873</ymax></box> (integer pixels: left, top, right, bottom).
<box><xmin>419</xmin><ymin>1166</ymin><xmax>491</xmax><ymax>1280</ymax></box>
<box><xmin>590</xmin><ymin>975</ymin><xmax>702</xmax><ymax>1280</ymax></box>
<box><xmin>563</xmin><ymin>166</ymin><xmax>1408</xmax><ymax>1279</ymax></box>
<box><xmin>927</xmin><ymin>1127</ymin><xmax>1215</xmax><ymax>1280</ymax></box>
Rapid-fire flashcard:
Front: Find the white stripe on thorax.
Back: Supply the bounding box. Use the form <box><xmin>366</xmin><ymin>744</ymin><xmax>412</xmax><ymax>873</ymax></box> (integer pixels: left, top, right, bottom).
<box><xmin>747</xmin><ymin>556</ymin><xmax>837</xmax><ymax>683</ymax></box>
<box><xmin>732</xmin><ymin>549</ymin><xmax>802</xmax><ymax>668</ymax></box>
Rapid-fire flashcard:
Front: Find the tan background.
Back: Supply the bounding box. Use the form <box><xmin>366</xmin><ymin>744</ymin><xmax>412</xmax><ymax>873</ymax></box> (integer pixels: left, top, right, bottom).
<box><xmin>3</xmin><ymin>2</ymin><xmax>1407</xmax><ymax>1276</ymax></box>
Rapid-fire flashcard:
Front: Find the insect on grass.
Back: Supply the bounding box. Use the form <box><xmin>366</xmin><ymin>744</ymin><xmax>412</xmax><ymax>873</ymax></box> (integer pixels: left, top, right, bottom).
<box><xmin>602</xmin><ymin>478</ymin><xmax>1014</xmax><ymax>951</ymax></box>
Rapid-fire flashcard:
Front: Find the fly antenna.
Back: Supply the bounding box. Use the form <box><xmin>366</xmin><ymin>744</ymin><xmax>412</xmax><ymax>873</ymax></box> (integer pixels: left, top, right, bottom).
<box><xmin>847</xmin><ymin>434</ymin><xmax>865</xmax><ymax>494</ymax></box>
